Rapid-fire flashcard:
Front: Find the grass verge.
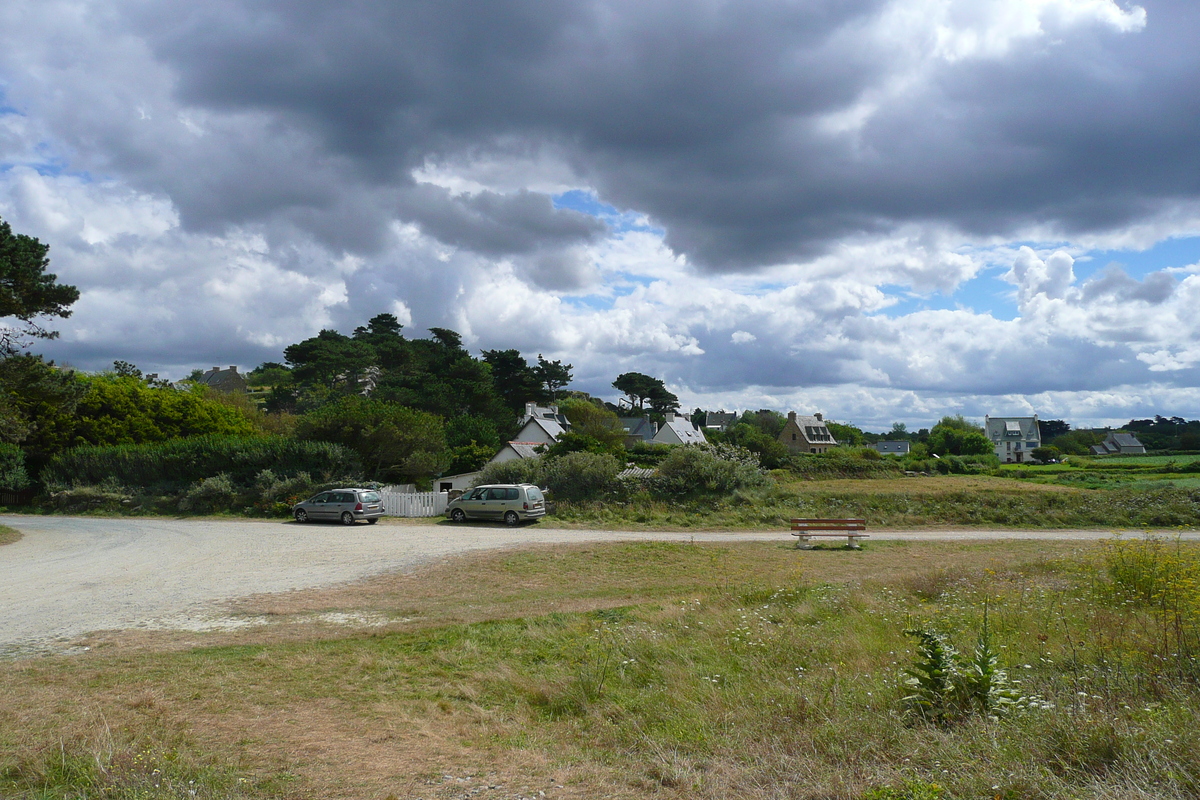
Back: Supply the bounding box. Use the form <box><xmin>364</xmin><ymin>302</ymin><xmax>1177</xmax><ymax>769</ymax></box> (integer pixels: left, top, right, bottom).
<box><xmin>0</xmin><ymin>524</ymin><xmax>21</xmax><ymax>546</ymax></box>
<box><xmin>4</xmin><ymin>538</ymin><xmax>1200</xmax><ymax>799</ymax></box>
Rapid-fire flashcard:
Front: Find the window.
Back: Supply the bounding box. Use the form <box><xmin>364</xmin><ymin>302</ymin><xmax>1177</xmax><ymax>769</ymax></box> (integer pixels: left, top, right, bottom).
<box><xmin>361</xmin><ymin>491</ymin><xmax>381</xmax><ymax>503</ymax></box>
<box><xmin>792</xmin><ymin>433</ymin><xmax>796</xmax><ymax>440</ymax></box>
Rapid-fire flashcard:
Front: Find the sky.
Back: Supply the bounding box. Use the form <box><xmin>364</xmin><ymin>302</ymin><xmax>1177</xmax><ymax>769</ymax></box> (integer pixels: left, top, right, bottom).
<box><xmin>2</xmin><ymin>0</ymin><xmax>1199</xmax><ymax>431</ymax></box>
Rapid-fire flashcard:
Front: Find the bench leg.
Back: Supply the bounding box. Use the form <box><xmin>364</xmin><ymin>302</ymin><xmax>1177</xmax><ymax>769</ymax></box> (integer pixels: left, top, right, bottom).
<box><xmin>794</xmin><ymin>535</ymin><xmax>812</xmax><ymax>550</ymax></box>
<box><xmin>848</xmin><ymin>536</ymin><xmax>862</xmax><ymax>550</ymax></box>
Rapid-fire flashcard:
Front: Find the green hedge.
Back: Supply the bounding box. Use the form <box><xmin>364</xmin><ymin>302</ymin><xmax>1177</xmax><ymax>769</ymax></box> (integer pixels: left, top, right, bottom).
<box><xmin>42</xmin><ymin>435</ymin><xmax>360</xmax><ymax>491</ymax></box>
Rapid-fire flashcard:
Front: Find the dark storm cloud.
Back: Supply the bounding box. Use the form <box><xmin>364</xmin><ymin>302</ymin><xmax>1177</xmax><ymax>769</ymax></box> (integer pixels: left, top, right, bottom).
<box><xmin>396</xmin><ymin>186</ymin><xmax>605</xmax><ymax>256</ymax></box>
<box><xmin>114</xmin><ymin>0</ymin><xmax>1200</xmax><ymax>271</ymax></box>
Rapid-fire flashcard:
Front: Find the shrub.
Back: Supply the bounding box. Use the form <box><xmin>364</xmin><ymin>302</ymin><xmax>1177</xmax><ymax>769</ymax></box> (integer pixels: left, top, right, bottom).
<box><xmin>0</xmin><ymin>442</ymin><xmax>29</xmax><ymax>491</ymax></box>
<box><xmin>44</xmin><ymin>485</ymin><xmax>134</xmax><ymax>513</ymax></box>
<box><xmin>177</xmin><ymin>473</ymin><xmax>236</xmax><ymax>512</ymax></box>
<box><xmin>542</xmin><ymin>451</ymin><xmax>621</xmax><ymax>502</ymax></box>
<box><xmin>476</xmin><ymin>457</ymin><xmax>544</xmax><ymax>487</ymax></box>
<box><xmin>651</xmin><ymin>443</ymin><xmax>765</xmax><ymax>497</ymax></box>
<box><xmin>42</xmin><ymin>435</ymin><xmax>360</xmax><ymax>492</ymax></box>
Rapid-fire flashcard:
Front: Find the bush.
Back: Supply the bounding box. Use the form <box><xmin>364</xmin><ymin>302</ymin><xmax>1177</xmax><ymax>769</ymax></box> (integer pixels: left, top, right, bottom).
<box><xmin>542</xmin><ymin>451</ymin><xmax>621</xmax><ymax>502</ymax></box>
<box><xmin>177</xmin><ymin>473</ymin><xmax>236</xmax><ymax>512</ymax></box>
<box><xmin>0</xmin><ymin>443</ymin><xmax>29</xmax><ymax>491</ymax></box>
<box><xmin>651</xmin><ymin>443</ymin><xmax>765</xmax><ymax>498</ymax></box>
<box><xmin>476</xmin><ymin>457</ymin><xmax>544</xmax><ymax>487</ymax></box>
<box><xmin>44</xmin><ymin>484</ymin><xmax>134</xmax><ymax>513</ymax></box>
<box><xmin>42</xmin><ymin>435</ymin><xmax>360</xmax><ymax>492</ymax></box>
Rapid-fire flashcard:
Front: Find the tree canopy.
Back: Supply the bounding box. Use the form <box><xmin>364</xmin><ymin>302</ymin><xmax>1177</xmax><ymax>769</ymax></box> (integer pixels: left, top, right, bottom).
<box><xmin>0</xmin><ymin>218</ymin><xmax>80</xmax><ymax>356</ymax></box>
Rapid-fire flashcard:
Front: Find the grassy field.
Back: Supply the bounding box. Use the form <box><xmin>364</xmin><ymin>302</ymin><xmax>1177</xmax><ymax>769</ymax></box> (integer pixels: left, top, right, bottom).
<box><xmin>0</xmin><ymin>524</ymin><xmax>20</xmax><ymax>546</ymax></box>
<box><xmin>3</xmin><ymin>537</ymin><xmax>1200</xmax><ymax>799</ymax></box>
<box><xmin>549</xmin><ymin>476</ymin><xmax>1200</xmax><ymax>530</ymax></box>
<box><xmin>1082</xmin><ymin>454</ymin><xmax>1200</xmax><ymax>466</ymax></box>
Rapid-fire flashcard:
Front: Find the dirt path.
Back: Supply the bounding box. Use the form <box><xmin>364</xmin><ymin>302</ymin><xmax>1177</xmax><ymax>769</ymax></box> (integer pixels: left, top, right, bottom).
<box><xmin>2</xmin><ymin>514</ymin><xmax>1194</xmax><ymax>655</ymax></box>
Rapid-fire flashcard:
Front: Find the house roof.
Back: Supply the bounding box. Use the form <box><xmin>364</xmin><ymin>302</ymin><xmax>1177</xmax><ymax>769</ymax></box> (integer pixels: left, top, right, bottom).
<box><xmin>1109</xmin><ymin>432</ymin><xmax>1144</xmax><ymax>448</ymax></box>
<box><xmin>704</xmin><ymin>411</ymin><xmax>738</xmax><ymax>430</ymax></box>
<box><xmin>502</xmin><ymin>442</ymin><xmax>544</xmax><ymax>460</ymax></box>
<box><xmin>785</xmin><ymin>414</ymin><xmax>837</xmax><ymax>445</ymax></box>
<box><xmin>874</xmin><ymin>441</ymin><xmax>910</xmax><ymax>452</ymax></box>
<box><xmin>519</xmin><ymin>416</ymin><xmax>569</xmax><ymax>441</ymax></box>
<box><xmin>619</xmin><ymin>416</ymin><xmax>657</xmax><ymax>439</ymax></box>
<box><xmin>197</xmin><ymin>366</ymin><xmax>246</xmax><ymax>392</ymax></box>
<box><xmin>656</xmin><ymin>418</ymin><xmax>707</xmax><ymax>444</ymax></box>
<box><xmin>985</xmin><ymin>416</ymin><xmax>1040</xmax><ymax>441</ymax></box>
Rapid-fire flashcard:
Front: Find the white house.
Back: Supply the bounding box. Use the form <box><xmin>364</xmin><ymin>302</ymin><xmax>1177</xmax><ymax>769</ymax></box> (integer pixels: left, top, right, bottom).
<box><xmin>984</xmin><ymin>415</ymin><xmax>1041</xmax><ymax>463</ymax></box>
<box><xmin>872</xmin><ymin>440</ymin><xmax>911</xmax><ymax>456</ymax></box>
<box><xmin>652</xmin><ymin>412</ymin><xmax>707</xmax><ymax>445</ymax></box>
<box><xmin>513</xmin><ymin>402</ymin><xmax>570</xmax><ymax>444</ymax></box>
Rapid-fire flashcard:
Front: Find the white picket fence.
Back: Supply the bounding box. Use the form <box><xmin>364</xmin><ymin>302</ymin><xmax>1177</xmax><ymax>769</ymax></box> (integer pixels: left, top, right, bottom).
<box><xmin>380</xmin><ymin>490</ymin><xmax>449</xmax><ymax>517</ymax></box>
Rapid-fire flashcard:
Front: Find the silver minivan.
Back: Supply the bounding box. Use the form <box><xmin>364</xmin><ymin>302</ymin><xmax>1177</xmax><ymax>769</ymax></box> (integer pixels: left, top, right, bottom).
<box><xmin>293</xmin><ymin>488</ymin><xmax>384</xmax><ymax>525</ymax></box>
<box><xmin>446</xmin><ymin>484</ymin><xmax>545</xmax><ymax>526</ymax></box>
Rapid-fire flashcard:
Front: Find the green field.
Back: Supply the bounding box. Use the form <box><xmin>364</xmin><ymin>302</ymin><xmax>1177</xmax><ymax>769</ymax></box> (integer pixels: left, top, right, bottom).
<box><xmin>1082</xmin><ymin>453</ymin><xmax>1200</xmax><ymax>466</ymax></box>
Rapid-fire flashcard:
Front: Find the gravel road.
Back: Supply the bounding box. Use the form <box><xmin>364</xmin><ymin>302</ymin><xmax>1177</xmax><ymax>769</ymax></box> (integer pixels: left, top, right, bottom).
<box><xmin>2</xmin><ymin>514</ymin><xmax>1194</xmax><ymax>655</ymax></box>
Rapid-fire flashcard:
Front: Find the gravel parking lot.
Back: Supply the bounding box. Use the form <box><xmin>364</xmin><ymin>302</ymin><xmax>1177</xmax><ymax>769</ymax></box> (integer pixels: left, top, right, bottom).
<box><xmin>2</xmin><ymin>514</ymin><xmax>1194</xmax><ymax>655</ymax></box>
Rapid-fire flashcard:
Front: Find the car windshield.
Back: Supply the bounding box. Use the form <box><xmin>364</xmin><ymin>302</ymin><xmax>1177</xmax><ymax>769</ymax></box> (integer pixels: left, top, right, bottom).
<box><xmin>525</xmin><ymin>487</ymin><xmax>544</xmax><ymax>502</ymax></box>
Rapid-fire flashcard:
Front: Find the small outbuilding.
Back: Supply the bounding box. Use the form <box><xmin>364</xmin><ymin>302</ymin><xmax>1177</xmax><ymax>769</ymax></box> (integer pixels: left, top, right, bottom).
<box><xmin>872</xmin><ymin>440</ymin><xmax>911</xmax><ymax>456</ymax></box>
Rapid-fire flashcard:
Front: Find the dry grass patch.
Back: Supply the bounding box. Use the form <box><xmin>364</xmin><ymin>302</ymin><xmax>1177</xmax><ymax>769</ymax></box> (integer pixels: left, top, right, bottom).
<box><xmin>0</xmin><ymin>524</ymin><xmax>21</xmax><ymax>546</ymax></box>
<box><xmin>4</xmin><ymin>539</ymin><xmax>1200</xmax><ymax>800</ymax></box>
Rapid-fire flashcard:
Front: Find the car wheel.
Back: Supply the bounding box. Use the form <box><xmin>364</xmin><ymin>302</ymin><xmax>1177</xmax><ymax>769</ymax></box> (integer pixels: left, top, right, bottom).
<box><xmin>294</xmin><ymin>509</ymin><xmax>308</xmax><ymax>523</ymax></box>
<box><xmin>367</xmin><ymin>517</ymin><xmax>378</xmax><ymax>524</ymax></box>
<box><xmin>503</xmin><ymin>510</ymin><xmax>519</xmax><ymax>527</ymax></box>
<box><xmin>450</xmin><ymin>508</ymin><xmax>466</xmax><ymax>523</ymax></box>
<box><xmin>340</xmin><ymin>511</ymin><xmax>355</xmax><ymax>525</ymax></box>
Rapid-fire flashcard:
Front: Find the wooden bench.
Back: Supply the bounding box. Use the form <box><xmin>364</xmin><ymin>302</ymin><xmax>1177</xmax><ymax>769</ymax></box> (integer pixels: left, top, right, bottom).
<box><xmin>790</xmin><ymin>518</ymin><xmax>868</xmax><ymax>549</ymax></box>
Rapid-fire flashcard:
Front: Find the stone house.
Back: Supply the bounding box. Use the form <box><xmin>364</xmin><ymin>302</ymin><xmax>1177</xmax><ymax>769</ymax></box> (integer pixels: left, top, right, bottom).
<box><xmin>778</xmin><ymin>412</ymin><xmax>838</xmax><ymax>454</ymax></box>
<box><xmin>197</xmin><ymin>366</ymin><xmax>247</xmax><ymax>392</ymax></box>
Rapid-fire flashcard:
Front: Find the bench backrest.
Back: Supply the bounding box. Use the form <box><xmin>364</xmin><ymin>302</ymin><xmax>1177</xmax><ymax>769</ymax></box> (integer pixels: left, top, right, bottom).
<box><xmin>790</xmin><ymin>518</ymin><xmax>867</xmax><ymax>531</ymax></box>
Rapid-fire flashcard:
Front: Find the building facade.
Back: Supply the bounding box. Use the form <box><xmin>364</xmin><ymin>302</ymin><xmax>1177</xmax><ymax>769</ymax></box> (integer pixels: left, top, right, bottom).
<box><xmin>984</xmin><ymin>415</ymin><xmax>1041</xmax><ymax>463</ymax></box>
<box><xmin>778</xmin><ymin>412</ymin><xmax>838</xmax><ymax>454</ymax></box>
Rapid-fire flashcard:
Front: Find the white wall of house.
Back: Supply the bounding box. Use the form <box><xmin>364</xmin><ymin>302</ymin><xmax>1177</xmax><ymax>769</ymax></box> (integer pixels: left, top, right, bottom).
<box><xmin>985</xmin><ymin>415</ymin><xmax>1041</xmax><ymax>463</ymax></box>
<box><xmin>435</xmin><ymin>472</ymin><xmax>480</xmax><ymax>493</ymax></box>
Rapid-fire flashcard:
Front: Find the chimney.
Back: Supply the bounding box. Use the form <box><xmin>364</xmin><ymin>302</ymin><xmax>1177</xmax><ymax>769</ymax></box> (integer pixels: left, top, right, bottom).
<box><xmin>524</xmin><ymin>402</ymin><xmax>536</xmax><ymax>419</ymax></box>
<box><xmin>228</xmin><ymin>366</ymin><xmax>237</xmax><ymax>373</ymax></box>
<box><xmin>665</xmin><ymin>412</ymin><xmax>675</xmax><ymax>422</ymax></box>
<box><xmin>211</xmin><ymin>366</ymin><xmax>219</xmax><ymax>372</ymax></box>
<box><xmin>814</xmin><ymin>413</ymin><xmax>823</xmax><ymax>421</ymax></box>
<box><xmin>788</xmin><ymin>411</ymin><xmax>797</xmax><ymax>422</ymax></box>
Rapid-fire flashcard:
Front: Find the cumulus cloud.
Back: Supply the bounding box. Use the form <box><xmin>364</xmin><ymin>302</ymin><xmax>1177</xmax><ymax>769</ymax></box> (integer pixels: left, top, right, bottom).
<box><xmin>3</xmin><ymin>0</ymin><xmax>1200</xmax><ymax>427</ymax></box>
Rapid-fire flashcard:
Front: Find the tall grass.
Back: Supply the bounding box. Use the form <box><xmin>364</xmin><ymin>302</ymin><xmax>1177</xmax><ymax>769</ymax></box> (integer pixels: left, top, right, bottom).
<box><xmin>41</xmin><ymin>435</ymin><xmax>360</xmax><ymax>492</ymax></box>
<box><xmin>553</xmin><ymin>485</ymin><xmax>1200</xmax><ymax>529</ymax></box>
